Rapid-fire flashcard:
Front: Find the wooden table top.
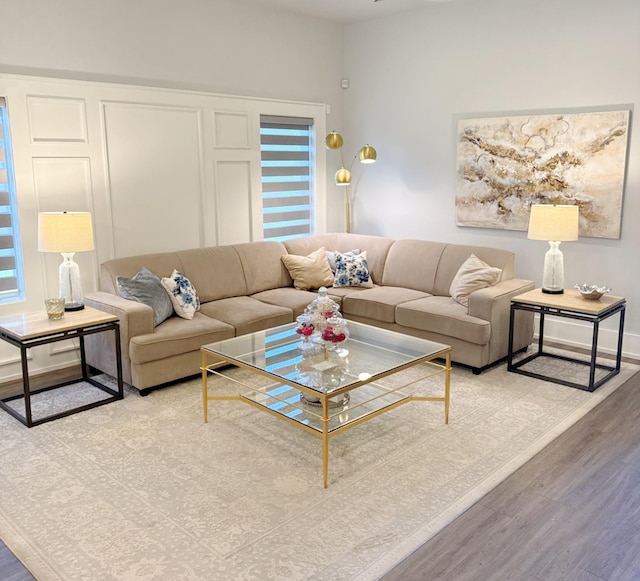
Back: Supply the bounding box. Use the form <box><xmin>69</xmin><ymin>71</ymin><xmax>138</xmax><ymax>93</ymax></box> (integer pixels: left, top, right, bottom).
<box><xmin>512</xmin><ymin>288</ymin><xmax>625</xmax><ymax>316</ymax></box>
<box><xmin>0</xmin><ymin>306</ymin><xmax>118</xmax><ymax>341</ymax></box>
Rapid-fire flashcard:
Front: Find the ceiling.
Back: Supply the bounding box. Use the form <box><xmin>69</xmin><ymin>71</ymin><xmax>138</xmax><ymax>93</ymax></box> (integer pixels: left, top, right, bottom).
<box><xmin>246</xmin><ymin>0</ymin><xmax>461</xmax><ymax>24</ymax></box>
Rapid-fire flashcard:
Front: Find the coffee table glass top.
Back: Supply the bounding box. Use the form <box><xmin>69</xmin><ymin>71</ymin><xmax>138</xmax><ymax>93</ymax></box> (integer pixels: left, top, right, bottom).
<box><xmin>202</xmin><ymin>320</ymin><xmax>449</xmax><ymax>396</ymax></box>
<box><xmin>202</xmin><ymin>321</ymin><xmax>451</xmax><ymax>487</ymax></box>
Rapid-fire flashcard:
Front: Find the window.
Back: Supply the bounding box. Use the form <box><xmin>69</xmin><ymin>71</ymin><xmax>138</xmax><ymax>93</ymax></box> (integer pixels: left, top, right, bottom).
<box><xmin>260</xmin><ymin>115</ymin><xmax>314</xmax><ymax>241</ymax></box>
<box><xmin>0</xmin><ymin>98</ymin><xmax>24</xmax><ymax>302</ymax></box>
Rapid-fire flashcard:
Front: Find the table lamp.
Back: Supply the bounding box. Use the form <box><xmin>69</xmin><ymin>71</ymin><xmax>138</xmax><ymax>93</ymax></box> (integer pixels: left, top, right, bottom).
<box><xmin>527</xmin><ymin>204</ymin><xmax>579</xmax><ymax>294</ymax></box>
<box><xmin>38</xmin><ymin>211</ymin><xmax>95</xmax><ymax>311</ymax></box>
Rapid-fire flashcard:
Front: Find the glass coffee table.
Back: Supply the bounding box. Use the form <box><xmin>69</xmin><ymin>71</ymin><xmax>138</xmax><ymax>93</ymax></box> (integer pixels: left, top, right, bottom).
<box><xmin>201</xmin><ymin>321</ymin><xmax>451</xmax><ymax>487</ymax></box>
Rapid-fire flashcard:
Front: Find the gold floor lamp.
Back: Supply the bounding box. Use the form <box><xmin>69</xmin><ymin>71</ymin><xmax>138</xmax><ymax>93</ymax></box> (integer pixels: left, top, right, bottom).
<box><xmin>325</xmin><ymin>131</ymin><xmax>377</xmax><ymax>233</ymax></box>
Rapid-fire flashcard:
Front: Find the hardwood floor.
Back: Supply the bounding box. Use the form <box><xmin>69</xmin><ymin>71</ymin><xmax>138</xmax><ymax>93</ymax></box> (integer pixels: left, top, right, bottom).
<box><xmin>2</xmin><ymin>361</ymin><xmax>639</xmax><ymax>580</ymax></box>
<box><xmin>381</xmin><ymin>366</ymin><xmax>640</xmax><ymax>581</ymax></box>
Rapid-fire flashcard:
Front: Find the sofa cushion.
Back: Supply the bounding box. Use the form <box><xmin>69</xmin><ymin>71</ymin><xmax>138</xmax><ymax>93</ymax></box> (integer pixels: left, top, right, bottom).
<box><xmin>129</xmin><ymin>313</ymin><xmax>235</xmax><ymax>364</ymax></box>
<box><xmin>281</xmin><ymin>247</ymin><xmax>335</xmax><ymax>291</ymax></box>
<box><xmin>342</xmin><ymin>286</ymin><xmax>431</xmax><ymax>323</ymax></box>
<box><xmin>101</xmin><ymin>252</ymin><xmax>183</xmax><ymax>295</ymax></box>
<box><xmin>251</xmin><ymin>287</ymin><xmax>320</xmax><ymax>317</ymax></box>
<box><xmin>333</xmin><ymin>251</ymin><xmax>374</xmax><ymax>288</ymax></box>
<box><xmin>116</xmin><ymin>267</ymin><xmax>174</xmax><ymax>327</ymax></box>
<box><xmin>233</xmin><ymin>241</ymin><xmax>293</xmax><ymax>295</ymax></box>
<box><xmin>161</xmin><ymin>270</ymin><xmax>201</xmax><ymax>320</ymax></box>
<box><xmin>198</xmin><ymin>296</ymin><xmax>293</xmax><ymax>335</ymax></box>
<box><xmin>175</xmin><ymin>245</ymin><xmax>248</xmax><ymax>302</ymax></box>
<box><xmin>381</xmin><ymin>239</ymin><xmax>447</xmax><ymax>293</ymax></box>
<box><xmin>449</xmin><ymin>254</ymin><xmax>502</xmax><ymax>308</ymax></box>
<box><xmin>284</xmin><ymin>234</ymin><xmax>340</xmax><ymax>258</ymax></box>
<box><xmin>396</xmin><ymin>296</ymin><xmax>491</xmax><ymax>345</ymax></box>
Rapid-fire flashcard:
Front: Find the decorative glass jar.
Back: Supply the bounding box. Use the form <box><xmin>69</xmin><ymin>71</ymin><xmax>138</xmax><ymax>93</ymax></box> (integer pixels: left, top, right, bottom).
<box><xmin>304</xmin><ymin>286</ymin><xmax>340</xmax><ymax>333</ymax></box>
<box><xmin>321</xmin><ymin>315</ymin><xmax>349</xmax><ymax>345</ymax></box>
<box><xmin>295</xmin><ymin>313</ymin><xmax>319</xmax><ymax>354</ymax></box>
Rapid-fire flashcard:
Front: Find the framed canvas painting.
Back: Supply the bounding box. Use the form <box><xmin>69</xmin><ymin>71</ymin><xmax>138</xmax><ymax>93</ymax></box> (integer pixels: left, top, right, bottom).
<box><xmin>455</xmin><ymin>109</ymin><xmax>631</xmax><ymax>238</ymax></box>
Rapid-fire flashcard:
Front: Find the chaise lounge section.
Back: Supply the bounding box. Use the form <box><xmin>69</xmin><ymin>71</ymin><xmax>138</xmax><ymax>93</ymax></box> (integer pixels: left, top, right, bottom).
<box><xmin>85</xmin><ymin>233</ymin><xmax>535</xmax><ymax>393</ymax></box>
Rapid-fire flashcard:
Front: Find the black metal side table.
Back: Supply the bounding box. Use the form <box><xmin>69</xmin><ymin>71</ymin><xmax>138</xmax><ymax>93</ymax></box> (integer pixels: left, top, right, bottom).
<box><xmin>0</xmin><ymin>306</ymin><xmax>123</xmax><ymax>427</ymax></box>
<box><xmin>507</xmin><ymin>288</ymin><xmax>625</xmax><ymax>392</ymax></box>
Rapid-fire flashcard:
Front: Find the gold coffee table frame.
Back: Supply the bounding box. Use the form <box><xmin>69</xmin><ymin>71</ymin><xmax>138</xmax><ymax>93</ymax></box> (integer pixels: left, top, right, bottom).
<box><xmin>201</xmin><ymin>321</ymin><xmax>451</xmax><ymax>488</ymax></box>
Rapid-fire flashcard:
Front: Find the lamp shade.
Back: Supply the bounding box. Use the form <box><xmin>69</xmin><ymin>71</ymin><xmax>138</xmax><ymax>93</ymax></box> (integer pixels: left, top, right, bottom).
<box><xmin>335</xmin><ymin>167</ymin><xmax>351</xmax><ymax>186</ymax></box>
<box><xmin>325</xmin><ymin>131</ymin><xmax>343</xmax><ymax>150</ymax></box>
<box><xmin>359</xmin><ymin>144</ymin><xmax>377</xmax><ymax>164</ymax></box>
<box><xmin>38</xmin><ymin>212</ymin><xmax>95</xmax><ymax>253</ymax></box>
<box><xmin>527</xmin><ymin>204</ymin><xmax>579</xmax><ymax>242</ymax></box>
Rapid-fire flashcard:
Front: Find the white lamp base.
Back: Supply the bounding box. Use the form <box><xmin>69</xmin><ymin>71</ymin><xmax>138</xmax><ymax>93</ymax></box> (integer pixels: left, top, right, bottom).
<box><xmin>541</xmin><ymin>241</ymin><xmax>565</xmax><ymax>294</ymax></box>
<box><xmin>59</xmin><ymin>252</ymin><xmax>85</xmax><ymax>311</ymax></box>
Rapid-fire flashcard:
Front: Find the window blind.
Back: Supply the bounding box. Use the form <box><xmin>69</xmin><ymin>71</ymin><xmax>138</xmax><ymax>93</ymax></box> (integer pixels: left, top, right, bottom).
<box><xmin>0</xmin><ymin>97</ymin><xmax>24</xmax><ymax>301</ymax></box>
<box><xmin>260</xmin><ymin>115</ymin><xmax>314</xmax><ymax>241</ymax></box>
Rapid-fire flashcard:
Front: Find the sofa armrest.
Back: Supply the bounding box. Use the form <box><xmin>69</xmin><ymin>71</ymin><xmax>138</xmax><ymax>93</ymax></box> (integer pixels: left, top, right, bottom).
<box><xmin>468</xmin><ymin>278</ymin><xmax>536</xmax><ymax>363</ymax></box>
<box><xmin>84</xmin><ymin>291</ymin><xmax>155</xmax><ymax>384</ymax></box>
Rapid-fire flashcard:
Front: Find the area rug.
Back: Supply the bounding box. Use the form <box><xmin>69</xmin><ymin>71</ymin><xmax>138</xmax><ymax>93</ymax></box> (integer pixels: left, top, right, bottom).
<box><xmin>0</xmin><ymin>352</ymin><xmax>637</xmax><ymax>581</ymax></box>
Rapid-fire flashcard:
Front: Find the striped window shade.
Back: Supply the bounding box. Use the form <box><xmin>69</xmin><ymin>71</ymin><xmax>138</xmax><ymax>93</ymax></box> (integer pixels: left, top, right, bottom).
<box><xmin>0</xmin><ymin>97</ymin><xmax>24</xmax><ymax>302</ymax></box>
<box><xmin>260</xmin><ymin>115</ymin><xmax>314</xmax><ymax>241</ymax></box>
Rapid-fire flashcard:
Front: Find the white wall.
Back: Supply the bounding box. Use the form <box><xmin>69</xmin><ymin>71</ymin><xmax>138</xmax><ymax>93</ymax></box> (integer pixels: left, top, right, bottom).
<box><xmin>0</xmin><ymin>0</ymin><xmax>638</xmax><ymax>381</ymax></box>
<box><xmin>0</xmin><ymin>0</ymin><xmax>344</xmax><ymax>380</ymax></box>
<box><xmin>344</xmin><ymin>0</ymin><xmax>640</xmax><ymax>357</ymax></box>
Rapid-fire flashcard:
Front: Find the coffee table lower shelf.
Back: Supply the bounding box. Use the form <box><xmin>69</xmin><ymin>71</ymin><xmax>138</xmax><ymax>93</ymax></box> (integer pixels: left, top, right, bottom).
<box><xmin>202</xmin><ymin>353</ymin><xmax>450</xmax><ymax>488</ymax></box>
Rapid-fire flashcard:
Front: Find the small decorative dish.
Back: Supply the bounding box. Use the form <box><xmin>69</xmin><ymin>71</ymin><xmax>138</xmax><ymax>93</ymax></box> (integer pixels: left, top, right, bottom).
<box><xmin>574</xmin><ymin>284</ymin><xmax>611</xmax><ymax>300</ymax></box>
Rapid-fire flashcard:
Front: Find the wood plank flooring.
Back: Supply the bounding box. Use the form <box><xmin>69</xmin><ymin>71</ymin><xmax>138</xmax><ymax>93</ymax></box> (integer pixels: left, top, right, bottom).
<box><xmin>381</xmin><ymin>367</ymin><xmax>640</xmax><ymax>581</ymax></box>
<box><xmin>1</xmin><ymin>362</ymin><xmax>639</xmax><ymax>580</ymax></box>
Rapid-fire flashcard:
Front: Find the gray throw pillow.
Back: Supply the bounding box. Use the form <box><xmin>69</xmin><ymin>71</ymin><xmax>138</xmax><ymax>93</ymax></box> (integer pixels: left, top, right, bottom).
<box><xmin>116</xmin><ymin>267</ymin><xmax>174</xmax><ymax>326</ymax></box>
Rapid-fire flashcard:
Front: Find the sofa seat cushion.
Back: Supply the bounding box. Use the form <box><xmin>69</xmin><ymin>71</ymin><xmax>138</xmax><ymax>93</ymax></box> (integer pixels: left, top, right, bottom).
<box><xmin>251</xmin><ymin>287</ymin><xmax>320</xmax><ymax>317</ymax></box>
<box><xmin>342</xmin><ymin>286</ymin><xmax>431</xmax><ymax>323</ymax></box>
<box><xmin>396</xmin><ymin>296</ymin><xmax>491</xmax><ymax>345</ymax></box>
<box><xmin>129</xmin><ymin>313</ymin><xmax>235</xmax><ymax>365</ymax></box>
<box><xmin>198</xmin><ymin>296</ymin><xmax>293</xmax><ymax>335</ymax></box>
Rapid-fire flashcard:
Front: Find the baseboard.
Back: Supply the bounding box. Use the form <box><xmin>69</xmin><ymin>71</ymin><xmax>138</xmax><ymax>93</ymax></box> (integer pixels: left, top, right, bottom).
<box><xmin>0</xmin><ymin>364</ymin><xmax>82</xmax><ymax>399</ymax></box>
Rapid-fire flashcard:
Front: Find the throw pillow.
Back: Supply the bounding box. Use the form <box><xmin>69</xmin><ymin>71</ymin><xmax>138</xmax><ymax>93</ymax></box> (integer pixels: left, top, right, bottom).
<box><xmin>333</xmin><ymin>251</ymin><xmax>374</xmax><ymax>288</ymax></box>
<box><xmin>116</xmin><ymin>267</ymin><xmax>174</xmax><ymax>327</ymax></box>
<box><xmin>161</xmin><ymin>270</ymin><xmax>200</xmax><ymax>320</ymax></box>
<box><xmin>281</xmin><ymin>247</ymin><xmax>335</xmax><ymax>291</ymax></box>
<box><xmin>449</xmin><ymin>254</ymin><xmax>502</xmax><ymax>308</ymax></box>
<box><xmin>326</xmin><ymin>248</ymin><xmax>361</xmax><ymax>273</ymax></box>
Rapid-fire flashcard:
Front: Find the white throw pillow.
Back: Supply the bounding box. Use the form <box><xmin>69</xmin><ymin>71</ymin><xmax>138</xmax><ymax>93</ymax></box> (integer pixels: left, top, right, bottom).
<box><xmin>161</xmin><ymin>270</ymin><xmax>200</xmax><ymax>320</ymax></box>
<box><xmin>449</xmin><ymin>254</ymin><xmax>502</xmax><ymax>307</ymax></box>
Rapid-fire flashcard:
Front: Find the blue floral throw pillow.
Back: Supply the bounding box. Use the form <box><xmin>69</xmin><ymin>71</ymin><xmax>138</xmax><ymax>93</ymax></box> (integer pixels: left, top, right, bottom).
<box><xmin>333</xmin><ymin>251</ymin><xmax>374</xmax><ymax>288</ymax></box>
<box><xmin>161</xmin><ymin>270</ymin><xmax>200</xmax><ymax>320</ymax></box>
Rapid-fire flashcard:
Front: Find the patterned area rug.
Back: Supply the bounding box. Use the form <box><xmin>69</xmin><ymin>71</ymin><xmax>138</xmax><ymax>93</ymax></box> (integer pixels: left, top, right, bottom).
<box><xmin>0</xmin><ymin>352</ymin><xmax>637</xmax><ymax>581</ymax></box>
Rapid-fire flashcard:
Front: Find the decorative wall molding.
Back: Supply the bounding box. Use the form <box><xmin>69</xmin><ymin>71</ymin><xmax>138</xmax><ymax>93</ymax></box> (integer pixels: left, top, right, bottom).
<box><xmin>26</xmin><ymin>95</ymin><xmax>88</xmax><ymax>143</ymax></box>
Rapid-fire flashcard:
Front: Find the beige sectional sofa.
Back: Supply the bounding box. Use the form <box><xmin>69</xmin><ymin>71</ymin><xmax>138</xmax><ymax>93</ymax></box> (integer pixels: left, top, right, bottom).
<box><xmin>85</xmin><ymin>233</ymin><xmax>535</xmax><ymax>394</ymax></box>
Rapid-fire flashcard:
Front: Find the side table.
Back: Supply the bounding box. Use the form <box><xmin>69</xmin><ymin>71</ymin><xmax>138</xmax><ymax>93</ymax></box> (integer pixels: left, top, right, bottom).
<box><xmin>0</xmin><ymin>306</ymin><xmax>124</xmax><ymax>427</ymax></box>
<box><xmin>507</xmin><ymin>289</ymin><xmax>625</xmax><ymax>392</ymax></box>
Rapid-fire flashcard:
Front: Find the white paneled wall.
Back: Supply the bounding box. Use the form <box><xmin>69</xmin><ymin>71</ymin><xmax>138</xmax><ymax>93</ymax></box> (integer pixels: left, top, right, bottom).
<box><xmin>103</xmin><ymin>102</ymin><xmax>205</xmax><ymax>255</ymax></box>
<box><xmin>0</xmin><ymin>73</ymin><xmax>327</xmax><ymax>380</ymax></box>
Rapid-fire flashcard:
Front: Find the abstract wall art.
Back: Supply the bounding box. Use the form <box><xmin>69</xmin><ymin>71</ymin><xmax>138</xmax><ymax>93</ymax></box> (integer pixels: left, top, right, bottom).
<box><xmin>455</xmin><ymin>109</ymin><xmax>630</xmax><ymax>238</ymax></box>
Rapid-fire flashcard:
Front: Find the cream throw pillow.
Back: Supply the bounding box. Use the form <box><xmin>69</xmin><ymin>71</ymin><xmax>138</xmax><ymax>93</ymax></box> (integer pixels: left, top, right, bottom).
<box><xmin>281</xmin><ymin>247</ymin><xmax>335</xmax><ymax>291</ymax></box>
<box><xmin>449</xmin><ymin>254</ymin><xmax>502</xmax><ymax>307</ymax></box>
